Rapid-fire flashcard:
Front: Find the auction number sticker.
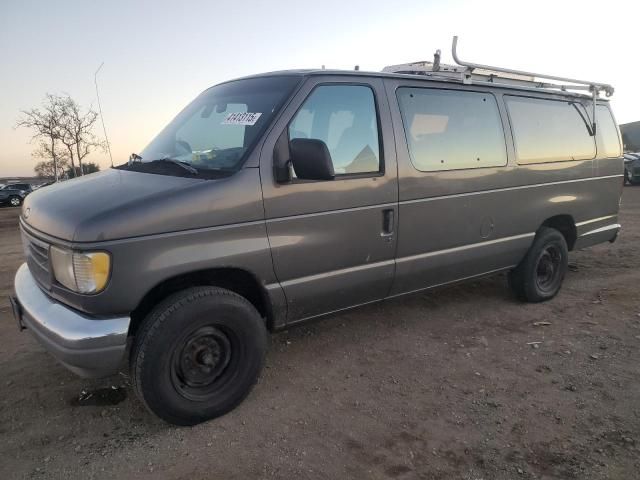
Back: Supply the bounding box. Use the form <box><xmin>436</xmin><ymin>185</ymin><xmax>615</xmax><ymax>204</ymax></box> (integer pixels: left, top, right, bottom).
<box><xmin>222</xmin><ymin>112</ymin><xmax>262</xmax><ymax>126</ymax></box>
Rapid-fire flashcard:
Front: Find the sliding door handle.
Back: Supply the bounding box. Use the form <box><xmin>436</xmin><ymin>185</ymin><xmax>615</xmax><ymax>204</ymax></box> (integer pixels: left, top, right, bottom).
<box><xmin>381</xmin><ymin>209</ymin><xmax>395</xmax><ymax>237</ymax></box>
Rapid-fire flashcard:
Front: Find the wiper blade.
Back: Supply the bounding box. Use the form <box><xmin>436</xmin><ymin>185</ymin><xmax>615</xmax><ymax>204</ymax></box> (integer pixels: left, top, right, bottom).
<box><xmin>150</xmin><ymin>158</ymin><xmax>199</xmax><ymax>175</ymax></box>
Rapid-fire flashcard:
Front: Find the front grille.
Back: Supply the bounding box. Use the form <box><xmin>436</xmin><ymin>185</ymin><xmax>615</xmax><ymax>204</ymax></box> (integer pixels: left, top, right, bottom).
<box><xmin>21</xmin><ymin>228</ymin><xmax>52</xmax><ymax>289</ymax></box>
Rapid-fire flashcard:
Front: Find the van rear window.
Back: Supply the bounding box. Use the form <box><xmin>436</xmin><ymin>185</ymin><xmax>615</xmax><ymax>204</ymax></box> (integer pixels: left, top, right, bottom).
<box><xmin>505</xmin><ymin>96</ymin><xmax>595</xmax><ymax>164</ymax></box>
<box><xmin>396</xmin><ymin>88</ymin><xmax>507</xmax><ymax>172</ymax></box>
<box><xmin>596</xmin><ymin>105</ymin><xmax>622</xmax><ymax>158</ymax></box>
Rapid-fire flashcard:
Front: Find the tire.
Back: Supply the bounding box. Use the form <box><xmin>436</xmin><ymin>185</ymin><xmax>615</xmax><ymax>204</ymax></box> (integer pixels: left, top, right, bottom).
<box><xmin>509</xmin><ymin>227</ymin><xmax>568</xmax><ymax>303</ymax></box>
<box><xmin>130</xmin><ymin>286</ymin><xmax>268</xmax><ymax>426</ymax></box>
<box><xmin>9</xmin><ymin>196</ymin><xmax>22</xmax><ymax>207</ymax></box>
<box><xmin>625</xmin><ymin>169</ymin><xmax>633</xmax><ymax>185</ymax></box>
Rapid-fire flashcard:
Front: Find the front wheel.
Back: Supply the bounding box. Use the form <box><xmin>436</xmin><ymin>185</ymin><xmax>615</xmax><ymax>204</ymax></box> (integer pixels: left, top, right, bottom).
<box><xmin>9</xmin><ymin>196</ymin><xmax>22</xmax><ymax>207</ymax></box>
<box><xmin>130</xmin><ymin>287</ymin><xmax>268</xmax><ymax>426</ymax></box>
<box><xmin>509</xmin><ymin>227</ymin><xmax>568</xmax><ymax>303</ymax></box>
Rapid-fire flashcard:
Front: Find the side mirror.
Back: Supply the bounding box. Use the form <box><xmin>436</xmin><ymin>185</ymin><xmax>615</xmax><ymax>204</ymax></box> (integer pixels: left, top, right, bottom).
<box><xmin>289</xmin><ymin>138</ymin><xmax>335</xmax><ymax>181</ymax></box>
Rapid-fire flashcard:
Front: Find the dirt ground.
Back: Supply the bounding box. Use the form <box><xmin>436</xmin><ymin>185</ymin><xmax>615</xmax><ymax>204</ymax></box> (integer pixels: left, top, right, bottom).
<box><xmin>1</xmin><ymin>187</ymin><xmax>639</xmax><ymax>480</ymax></box>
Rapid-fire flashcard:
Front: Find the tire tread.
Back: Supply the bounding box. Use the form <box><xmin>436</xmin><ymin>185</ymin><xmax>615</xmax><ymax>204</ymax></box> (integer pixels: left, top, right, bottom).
<box><xmin>130</xmin><ymin>286</ymin><xmax>264</xmax><ymax>425</ymax></box>
<box><xmin>509</xmin><ymin>227</ymin><xmax>568</xmax><ymax>303</ymax></box>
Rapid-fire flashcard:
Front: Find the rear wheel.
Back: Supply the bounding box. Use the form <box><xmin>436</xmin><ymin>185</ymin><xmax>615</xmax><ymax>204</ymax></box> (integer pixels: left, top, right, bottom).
<box><xmin>9</xmin><ymin>196</ymin><xmax>22</xmax><ymax>207</ymax></box>
<box><xmin>625</xmin><ymin>169</ymin><xmax>635</xmax><ymax>185</ymax></box>
<box><xmin>509</xmin><ymin>227</ymin><xmax>568</xmax><ymax>303</ymax></box>
<box><xmin>130</xmin><ymin>286</ymin><xmax>268</xmax><ymax>426</ymax></box>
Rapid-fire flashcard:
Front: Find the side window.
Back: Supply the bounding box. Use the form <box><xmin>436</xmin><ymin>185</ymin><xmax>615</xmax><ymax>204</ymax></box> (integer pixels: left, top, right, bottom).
<box><xmin>596</xmin><ymin>105</ymin><xmax>622</xmax><ymax>158</ymax></box>
<box><xmin>396</xmin><ymin>88</ymin><xmax>507</xmax><ymax>172</ymax></box>
<box><xmin>505</xmin><ymin>96</ymin><xmax>596</xmax><ymax>164</ymax></box>
<box><xmin>289</xmin><ymin>85</ymin><xmax>380</xmax><ymax>175</ymax></box>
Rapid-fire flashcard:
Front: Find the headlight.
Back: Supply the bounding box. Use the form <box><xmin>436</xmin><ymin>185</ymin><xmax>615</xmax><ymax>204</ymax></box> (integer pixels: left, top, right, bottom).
<box><xmin>50</xmin><ymin>247</ymin><xmax>111</xmax><ymax>294</ymax></box>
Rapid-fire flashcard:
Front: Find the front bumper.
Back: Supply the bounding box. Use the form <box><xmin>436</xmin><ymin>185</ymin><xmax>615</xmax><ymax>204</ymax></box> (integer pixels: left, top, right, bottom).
<box><xmin>11</xmin><ymin>263</ymin><xmax>130</xmax><ymax>378</ymax></box>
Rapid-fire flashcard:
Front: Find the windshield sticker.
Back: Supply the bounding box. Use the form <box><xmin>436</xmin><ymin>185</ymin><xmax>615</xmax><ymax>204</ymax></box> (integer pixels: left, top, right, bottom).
<box><xmin>222</xmin><ymin>112</ymin><xmax>262</xmax><ymax>126</ymax></box>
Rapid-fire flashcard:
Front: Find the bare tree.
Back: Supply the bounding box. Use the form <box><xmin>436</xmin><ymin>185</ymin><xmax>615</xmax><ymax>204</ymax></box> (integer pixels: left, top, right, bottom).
<box><xmin>57</xmin><ymin>96</ymin><xmax>104</xmax><ymax>176</ymax></box>
<box><xmin>15</xmin><ymin>94</ymin><xmax>66</xmax><ymax>182</ymax></box>
<box><xmin>16</xmin><ymin>94</ymin><xmax>105</xmax><ymax>180</ymax></box>
<box><xmin>34</xmin><ymin>156</ymin><xmax>70</xmax><ymax>178</ymax></box>
<box><xmin>33</xmin><ymin>139</ymin><xmax>69</xmax><ymax>177</ymax></box>
<box><xmin>66</xmin><ymin>161</ymin><xmax>100</xmax><ymax>177</ymax></box>
<box><xmin>48</xmin><ymin>96</ymin><xmax>80</xmax><ymax>176</ymax></box>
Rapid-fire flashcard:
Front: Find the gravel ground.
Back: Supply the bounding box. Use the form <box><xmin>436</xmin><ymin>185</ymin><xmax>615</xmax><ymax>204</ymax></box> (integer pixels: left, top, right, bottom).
<box><xmin>1</xmin><ymin>186</ymin><xmax>639</xmax><ymax>479</ymax></box>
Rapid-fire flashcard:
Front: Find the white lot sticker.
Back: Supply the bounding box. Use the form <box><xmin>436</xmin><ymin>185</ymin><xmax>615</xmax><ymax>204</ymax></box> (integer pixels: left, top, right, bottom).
<box><xmin>222</xmin><ymin>112</ymin><xmax>262</xmax><ymax>126</ymax></box>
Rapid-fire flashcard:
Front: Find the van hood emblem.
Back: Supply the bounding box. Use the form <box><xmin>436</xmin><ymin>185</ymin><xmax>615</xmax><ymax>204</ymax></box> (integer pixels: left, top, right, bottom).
<box><xmin>23</xmin><ymin>207</ymin><xmax>30</xmax><ymax>219</ymax></box>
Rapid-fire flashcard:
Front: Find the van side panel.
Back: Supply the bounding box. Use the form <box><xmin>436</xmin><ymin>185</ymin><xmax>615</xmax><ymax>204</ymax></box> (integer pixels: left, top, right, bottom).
<box><xmin>384</xmin><ymin>78</ymin><xmax>622</xmax><ymax>297</ymax></box>
<box><xmin>392</xmin><ymin>177</ymin><xmax>620</xmax><ymax>294</ymax></box>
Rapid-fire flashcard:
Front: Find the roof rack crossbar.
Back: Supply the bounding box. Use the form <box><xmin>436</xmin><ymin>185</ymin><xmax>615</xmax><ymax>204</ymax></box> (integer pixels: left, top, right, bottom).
<box><xmin>419</xmin><ymin>70</ymin><xmax>594</xmax><ymax>92</ymax></box>
<box><xmin>382</xmin><ymin>37</ymin><xmax>615</xmax><ymax>135</ymax></box>
<box><xmin>451</xmin><ymin>36</ymin><xmax>614</xmax><ymax>97</ymax></box>
<box><xmin>450</xmin><ymin>36</ymin><xmax>614</xmax><ymax>135</ymax></box>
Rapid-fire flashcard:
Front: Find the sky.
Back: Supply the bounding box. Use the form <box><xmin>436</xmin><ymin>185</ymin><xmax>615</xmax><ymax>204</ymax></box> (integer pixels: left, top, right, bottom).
<box><xmin>0</xmin><ymin>0</ymin><xmax>638</xmax><ymax>177</ymax></box>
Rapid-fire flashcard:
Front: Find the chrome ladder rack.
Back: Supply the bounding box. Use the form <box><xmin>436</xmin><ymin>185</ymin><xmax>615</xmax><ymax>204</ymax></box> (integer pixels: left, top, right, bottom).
<box><xmin>382</xmin><ymin>36</ymin><xmax>615</xmax><ymax>135</ymax></box>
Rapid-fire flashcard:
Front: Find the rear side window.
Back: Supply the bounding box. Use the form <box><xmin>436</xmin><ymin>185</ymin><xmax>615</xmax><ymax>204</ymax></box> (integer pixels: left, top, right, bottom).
<box><xmin>596</xmin><ymin>105</ymin><xmax>621</xmax><ymax>158</ymax></box>
<box><xmin>505</xmin><ymin>96</ymin><xmax>595</xmax><ymax>164</ymax></box>
<box><xmin>396</xmin><ymin>88</ymin><xmax>507</xmax><ymax>172</ymax></box>
<box><xmin>289</xmin><ymin>85</ymin><xmax>380</xmax><ymax>175</ymax></box>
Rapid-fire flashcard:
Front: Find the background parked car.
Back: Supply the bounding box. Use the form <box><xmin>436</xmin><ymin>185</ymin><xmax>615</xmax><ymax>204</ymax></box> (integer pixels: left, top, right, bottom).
<box><xmin>0</xmin><ymin>183</ymin><xmax>33</xmax><ymax>207</ymax></box>
<box><xmin>5</xmin><ymin>183</ymin><xmax>33</xmax><ymax>192</ymax></box>
<box><xmin>624</xmin><ymin>153</ymin><xmax>640</xmax><ymax>185</ymax></box>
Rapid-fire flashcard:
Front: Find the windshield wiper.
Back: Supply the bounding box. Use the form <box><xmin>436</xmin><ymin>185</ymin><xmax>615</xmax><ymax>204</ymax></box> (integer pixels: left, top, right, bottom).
<box><xmin>150</xmin><ymin>158</ymin><xmax>199</xmax><ymax>175</ymax></box>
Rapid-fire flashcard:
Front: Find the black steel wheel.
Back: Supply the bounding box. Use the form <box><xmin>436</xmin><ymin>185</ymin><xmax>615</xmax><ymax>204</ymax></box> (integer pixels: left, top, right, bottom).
<box><xmin>534</xmin><ymin>244</ymin><xmax>564</xmax><ymax>295</ymax></box>
<box><xmin>509</xmin><ymin>227</ymin><xmax>568</xmax><ymax>303</ymax></box>
<box><xmin>131</xmin><ymin>286</ymin><xmax>268</xmax><ymax>426</ymax></box>
<box><xmin>170</xmin><ymin>325</ymin><xmax>233</xmax><ymax>400</ymax></box>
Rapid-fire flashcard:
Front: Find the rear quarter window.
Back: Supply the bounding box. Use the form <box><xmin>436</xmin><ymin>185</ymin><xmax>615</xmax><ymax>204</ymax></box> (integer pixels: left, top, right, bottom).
<box><xmin>596</xmin><ymin>105</ymin><xmax>622</xmax><ymax>158</ymax></box>
<box><xmin>505</xmin><ymin>96</ymin><xmax>595</xmax><ymax>164</ymax></box>
<box><xmin>396</xmin><ymin>88</ymin><xmax>507</xmax><ymax>172</ymax></box>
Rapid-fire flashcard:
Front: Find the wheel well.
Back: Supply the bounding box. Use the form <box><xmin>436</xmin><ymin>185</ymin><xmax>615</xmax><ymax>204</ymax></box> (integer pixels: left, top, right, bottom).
<box><xmin>130</xmin><ymin>268</ymin><xmax>274</xmax><ymax>335</ymax></box>
<box><xmin>541</xmin><ymin>215</ymin><xmax>577</xmax><ymax>251</ymax></box>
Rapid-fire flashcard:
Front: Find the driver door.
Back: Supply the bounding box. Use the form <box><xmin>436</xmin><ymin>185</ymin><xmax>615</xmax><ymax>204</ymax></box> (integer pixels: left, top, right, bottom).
<box><xmin>259</xmin><ymin>77</ymin><xmax>398</xmax><ymax>323</ymax></box>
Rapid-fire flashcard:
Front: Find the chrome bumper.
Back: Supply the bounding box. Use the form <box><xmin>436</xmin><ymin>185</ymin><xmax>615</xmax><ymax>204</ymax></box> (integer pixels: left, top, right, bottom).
<box><xmin>12</xmin><ymin>263</ymin><xmax>130</xmax><ymax>378</ymax></box>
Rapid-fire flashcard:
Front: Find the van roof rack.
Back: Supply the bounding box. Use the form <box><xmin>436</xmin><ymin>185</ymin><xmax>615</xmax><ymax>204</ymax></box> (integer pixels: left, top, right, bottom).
<box><xmin>382</xmin><ymin>36</ymin><xmax>615</xmax><ymax>135</ymax></box>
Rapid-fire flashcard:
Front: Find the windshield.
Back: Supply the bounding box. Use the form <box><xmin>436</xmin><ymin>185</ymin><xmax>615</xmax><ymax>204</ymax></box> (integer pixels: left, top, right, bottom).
<box><xmin>131</xmin><ymin>76</ymin><xmax>300</xmax><ymax>177</ymax></box>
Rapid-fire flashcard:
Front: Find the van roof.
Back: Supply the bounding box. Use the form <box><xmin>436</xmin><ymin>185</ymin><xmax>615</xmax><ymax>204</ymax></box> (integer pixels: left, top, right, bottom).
<box><xmin>233</xmin><ymin>37</ymin><xmax>616</xmax><ymax>107</ymax></box>
<box><xmin>233</xmin><ymin>69</ymin><xmax>608</xmax><ymax>102</ymax></box>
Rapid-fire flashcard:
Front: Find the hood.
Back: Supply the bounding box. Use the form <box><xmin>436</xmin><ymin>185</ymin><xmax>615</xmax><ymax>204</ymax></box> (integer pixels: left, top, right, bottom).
<box><xmin>21</xmin><ymin>168</ymin><xmax>263</xmax><ymax>242</ymax></box>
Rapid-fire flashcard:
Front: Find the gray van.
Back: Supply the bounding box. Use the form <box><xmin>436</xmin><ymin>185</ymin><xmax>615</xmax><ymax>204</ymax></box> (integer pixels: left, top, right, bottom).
<box><xmin>10</xmin><ymin>39</ymin><xmax>623</xmax><ymax>425</ymax></box>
